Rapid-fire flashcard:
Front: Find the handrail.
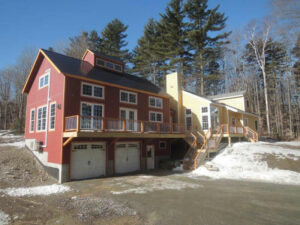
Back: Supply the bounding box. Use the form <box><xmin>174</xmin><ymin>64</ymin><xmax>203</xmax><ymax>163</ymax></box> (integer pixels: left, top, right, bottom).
<box><xmin>64</xmin><ymin>115</ymin><xmax>185</xmax><ymax>134</ymax></box>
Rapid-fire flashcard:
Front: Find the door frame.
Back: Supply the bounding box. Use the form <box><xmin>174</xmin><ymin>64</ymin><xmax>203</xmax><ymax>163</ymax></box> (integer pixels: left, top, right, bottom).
<box><xmin>146</xmin><ymin>144</ymin><xmax>155</xmax><ymax>170</ymax></box>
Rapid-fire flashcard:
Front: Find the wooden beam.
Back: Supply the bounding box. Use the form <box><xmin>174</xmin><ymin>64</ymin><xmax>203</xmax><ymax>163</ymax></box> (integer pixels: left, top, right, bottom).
<box><xmin>63</xmin><ymin>136</ymin><xmax>74</xmax><ymax>147</ymax></box>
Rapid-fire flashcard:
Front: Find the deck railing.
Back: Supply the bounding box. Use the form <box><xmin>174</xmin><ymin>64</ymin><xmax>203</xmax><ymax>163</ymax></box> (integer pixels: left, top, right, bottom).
<box><xmin>64</xmin><ymin>115</ymin><xmax>184</xmax><ymax>134</ymax></box>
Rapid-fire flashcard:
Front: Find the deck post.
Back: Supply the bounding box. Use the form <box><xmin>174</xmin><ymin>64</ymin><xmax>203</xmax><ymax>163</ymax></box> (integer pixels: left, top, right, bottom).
<box><xmin>76</xmin><ymin>115</ymin><xmax>80</xmax><ymax>132</ymax></box>
<box><xmin>122</xmin><ymin>120</ymin><xmax>126</xmax><ymax>131</ymax></box>
<box><xmin>228</xmin><ymin>136</ymin><xmax>232</xmax><ymax>147</ymax></box>
<box><xmin>101</xmin><ymin>118</ymin><xmax>105</xmax><ymax>131</ymax></box>
<box><xmin>141</xmin><ymin>121</ymin><xmax>144</xmax><ymax>133</ymax></box>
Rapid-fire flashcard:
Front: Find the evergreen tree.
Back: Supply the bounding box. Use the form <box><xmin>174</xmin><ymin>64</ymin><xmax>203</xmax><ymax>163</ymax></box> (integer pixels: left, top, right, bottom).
<box><xmin>88</xmin><ymin>30</ymin><xmax>102</xmax><ymax>52</ymax></box>
<box><xmin>100</xmin><ymin>19</ymin><xmax>131</xmax><ymax>62</ymax></box>
<box><xmin>184</xmin><ymin>0</ymin><xmax>230</xmax><ymax>95</ymax></box>
<box><xmin>159</xmin><ymin>0</ymin><xmax>191</xmax><ymax>82</ymax></box>
<box><xmin>131</xmin><ymin>18</ymin><xmax>168</xmax><ymax>86</ymax></box>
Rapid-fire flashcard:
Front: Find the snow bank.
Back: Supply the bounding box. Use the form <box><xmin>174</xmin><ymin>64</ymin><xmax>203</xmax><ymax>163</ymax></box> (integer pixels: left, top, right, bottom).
<box><xmin>0</xmin><ymin>184</ymin><xmax>71</xmax><ymax>197</ymax></box>
<box><xmin>0</xmin><ymin>141</ymin><xmax>25</xmax><ymax>148</ymax></box>
<box><xmin>190</xmin><ymin>142</ymin><xmax>300</xmax><ymax>185</ymax></box>
<box><xmin>0</xmin><ymin>210</ymin><xmax>10</xmax><ymax>225</ymax></box>
<box><xmin>111</xmin><ymin>175</ymin><xmax>202</xmax><ymax>195</ymax></box>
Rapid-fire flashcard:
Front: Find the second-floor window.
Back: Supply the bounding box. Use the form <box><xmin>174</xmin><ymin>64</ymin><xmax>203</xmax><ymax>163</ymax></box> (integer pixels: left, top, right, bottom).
<box><xmin>149</xmin><ymin>96</ymin><xmax>162</xmax><ymax>108</ymax></box>
<box><xmin>120</xmin><ymin>90</ymin><xmax>137</xmax><ymax>104</ymax></box>
<box><xmin>39</xmin><ymin>73</ymin><xmax>49</xmax><ymax>89</ymax></box>
<box><xmin>149</xmin><ymin>111</ymin><xmax>163</xmax><ymax>122</ymax></box>
<box><xmin>81</xmin><ymin>82</ymin><xmax>104</xmax><ymax>99</ymax></box>
<box><xmin>30</xmin><ymin>109</ymin><xmax>35</xmax><ymax>132</ymax></box>
<box><xmin>37</xmin><ymin>106</ymin><xmax>47</xmax><ymax>131</ymax></box>
<box><xmin>49</xmin><ymin>103</ymin><xmax>56</xmax><ymax>130</ymax></box>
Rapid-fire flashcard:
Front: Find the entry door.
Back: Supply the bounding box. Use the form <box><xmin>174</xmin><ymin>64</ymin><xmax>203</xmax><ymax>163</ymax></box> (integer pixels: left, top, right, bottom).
<box><xmin>146</xmin><ymin>145</ymin><xmax>155</xmax><ymax>169</ymax></box>
<box><xmin>120</xmin><ymin>108</ymin><xmax>137</xmax><ymax>131</ymax></box>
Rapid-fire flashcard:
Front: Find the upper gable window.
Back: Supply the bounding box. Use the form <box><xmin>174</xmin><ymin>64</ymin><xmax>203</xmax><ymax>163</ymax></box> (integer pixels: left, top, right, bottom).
<box><xmin>81</xmin><ymin>82</ymin><xmax>104</xmax><ymax>99</ymax></box>
<box><xmin>149</xmin><ymin>96</ymin><xmax>162</xmax><ymax>109</ymax></box>
<box><xmin>120</xmin><ymin>90</ymin><xmax>137</xmax><ymax>104</ymax></box>
<box><xmin>39</xmin><ymin>73</ymin><xmax>49</xmax><ymax>89</ymax></box>
<box><xmin>96</xmin><ymin>57</ymin><xmax>123</xmax><ymax>73</ymax></box>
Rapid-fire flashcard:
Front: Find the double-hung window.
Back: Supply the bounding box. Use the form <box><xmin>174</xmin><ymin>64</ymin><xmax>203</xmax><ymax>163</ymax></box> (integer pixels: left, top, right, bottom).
<box><xmin>37</xmin><ymin>106</ymin><xmax>47</xmax><ymax>131</ymax></box>
<box><xmin>149</xmin><ymin>96</ymin><xmax>162</xmax><ymax>109</ymax></box>
<box><xmin>120</xmin><ymin>90</ymin><xmax>137</xmax><ymax>104</ymax></box>
<box><xmin>81</xmin><ymin>82</ymin><xmax>104</xmax><ymax>99</ymax></box>
<box><xmin>49</xmin><ymin>103</ymin><xmax>56</xmax><ymax>130</ymax></box>
<box><xmin>30</xmin><ymin>109</ymin><xmax>35</xmax><ymax>132</ymax></box>
<box><xmin>201</xmin><ymin>106</ymin><xmax>209</xmax><ymax>130</ymax></box>
<box><xmin>39</xmin><ymin>73</ymin><xmax>49</xmax><ymax>89</ymax></box>
<box><xmin>149</xmin><ymin>111</ymin><xmax>163</xmax><ymax>122</ymax></box>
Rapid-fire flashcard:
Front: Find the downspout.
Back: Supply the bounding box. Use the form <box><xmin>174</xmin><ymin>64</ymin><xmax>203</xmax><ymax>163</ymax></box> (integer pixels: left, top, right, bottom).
<box><xmin>42</xmin><ymin>72</ymin><xmax>51</xmax><ymax>148</ymax></box>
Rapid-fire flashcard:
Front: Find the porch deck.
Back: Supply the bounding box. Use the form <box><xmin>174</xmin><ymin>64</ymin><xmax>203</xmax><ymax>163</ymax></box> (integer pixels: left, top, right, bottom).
<box><xmin>63</xmin><ymin>115</ymin><xmax>186</xmax><ymax>139</ymax></box>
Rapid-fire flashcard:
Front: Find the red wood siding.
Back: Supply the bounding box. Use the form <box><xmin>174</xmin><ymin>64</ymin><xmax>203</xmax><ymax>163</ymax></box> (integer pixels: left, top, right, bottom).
<box><xmin>24</xmin><ymin>57</ymin><xmax>65</xmax><ymax>164</ymax></box>
<box><xmin>64</xmin><ymin>77</ymin><xmax>170</xmax><ymax>123</ymax></box>
<box><xmin>82</xmin><ymin>51</ymin><xmax>95</xmax><ymax>66</ymax></box>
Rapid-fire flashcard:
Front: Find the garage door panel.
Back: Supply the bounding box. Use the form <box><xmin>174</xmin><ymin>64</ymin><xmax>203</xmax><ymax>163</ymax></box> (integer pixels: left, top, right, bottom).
<box><xmin>71</xmin><ymin>143</ymin><xmax>106</xmax><ymax>180</ymax></box>
<box><xmin>115</xmin><ymin>142</ymin><xmax>140</xmax><ymax>174</ymax></box>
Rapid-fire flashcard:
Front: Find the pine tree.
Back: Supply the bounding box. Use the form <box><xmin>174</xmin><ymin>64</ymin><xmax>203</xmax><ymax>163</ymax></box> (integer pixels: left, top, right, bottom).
<box><xmin>184</xmin><ymin>0</ymin><xmax>230</xmax><ymax>95</ymax></box>
<box><xmin>88</xmin><ymin>30</ymin><xmax>102</xmax><ymax>52</ymax></box>
<box><xmin>131</xmin><ymin>18</ymin><xmax>168</xmax><ymax>86</ymax></box>
<box><xmin>159</xmin><ymin>0</ymin><xmax>191</xmax><ymax>82</ymax></box>
<box><xmin>100</xmin><ymin>19</ymin><xmax>130</xmax><ymax>62</ymax></box>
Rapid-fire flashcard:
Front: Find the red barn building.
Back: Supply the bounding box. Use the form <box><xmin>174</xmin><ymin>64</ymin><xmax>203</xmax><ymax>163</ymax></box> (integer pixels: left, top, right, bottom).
<box><xmin>23</xmin><ymin>49</ymin><xmax>185</xmax><ymax>183</ymax></box>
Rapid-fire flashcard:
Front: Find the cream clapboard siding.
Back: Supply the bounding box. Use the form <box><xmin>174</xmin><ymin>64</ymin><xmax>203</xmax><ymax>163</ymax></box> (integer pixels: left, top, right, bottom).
<box><xmin>215</xmin><ymin>96</ymin><xmax>245</xmax><ymax>111</ymax></box>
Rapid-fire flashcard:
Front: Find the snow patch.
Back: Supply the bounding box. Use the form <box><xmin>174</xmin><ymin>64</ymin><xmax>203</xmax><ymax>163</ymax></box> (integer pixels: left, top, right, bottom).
<box><xmin>0</xmin><ymin>184</ymin><xmax>71</xmax><ymax>197</ymax></box>
<box><xmin>0</xmin><ymin>141</ymin><xmax>25</xmax><ymax>148</ymax></box>
<box><xmin>111</xmin><ymin>175</ymin><xmax>202</xmax><ymax>195</ymax></box>
<box><xmin>189</xmin><ymin>142</ymin><xmax>300</xmax><ymax>185</ymax></box>
<box><xmin>0</xmin><ymin>210</ymin><xmax>10</xmax><ymax>225</ymax></box>
<box><xmin>276</xmin><ymin>141</ymin><xmax>300</xmax><ymax>147</ymax></box>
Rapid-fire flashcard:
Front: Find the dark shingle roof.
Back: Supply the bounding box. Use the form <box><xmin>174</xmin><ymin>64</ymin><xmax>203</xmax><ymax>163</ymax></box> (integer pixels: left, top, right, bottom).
<box><xmin>42</xmin><ymin>49</ymin><xmax>161</xmax><ymax>94</ymax></box>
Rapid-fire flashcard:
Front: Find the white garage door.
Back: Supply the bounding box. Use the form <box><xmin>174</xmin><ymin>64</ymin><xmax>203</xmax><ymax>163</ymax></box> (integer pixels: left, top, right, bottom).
<box><xmin>115</xmin><ymin>142</ymin><xmax>140</xmax><ymax>174</ymax></box>
<box><xmin>71</xmin><ymin>143</ymin><xmax>106</xmax><ymax>180</ymax></box>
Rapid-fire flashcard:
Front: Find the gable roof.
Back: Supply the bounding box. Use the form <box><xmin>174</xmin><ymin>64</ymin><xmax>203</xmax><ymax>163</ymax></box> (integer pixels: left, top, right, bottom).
<box><xmin>23</xmin><ymin>49</ymin><xmax>162</xmax><ymax>95</ymax></box>
<box><xmin>208</xmin><ymin>91</ymin><xmax>246</xmax><ymax>100</ymax></box>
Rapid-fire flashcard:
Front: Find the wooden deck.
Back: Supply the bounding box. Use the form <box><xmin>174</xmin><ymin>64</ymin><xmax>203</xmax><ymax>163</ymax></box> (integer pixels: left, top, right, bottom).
<box><xmin>63</xmin><ymin>115</ymin><xmax>186</xmax><ymax>139</ymax></box>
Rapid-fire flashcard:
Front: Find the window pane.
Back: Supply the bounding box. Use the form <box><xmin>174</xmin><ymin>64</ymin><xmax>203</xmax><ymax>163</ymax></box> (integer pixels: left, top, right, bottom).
<box><xmin>120</xmin><ymin>110</ymin><xmax>126</xmax><ymax>119</ymax></box>
<box><xmin>94</xmin><ymin>86</ymin><xmax>103</xmax><ymax>98</ymax></box>
<box><xmin>82</xmin><ymin>103</ymin><xmax>92</xmax><ymax>116</ymax></box>
<box><xmin>186</xmin><ymin>109</ymin><xmax>192</xmax><ymax>115</ymax></box>
<box><xmin>149</xmin><ymin>97</ymin><xmax>155</xmax><ymax>106</ymax></box>
<box><xmin>40</xmin><ymin>77</ymin><xmax>44</xmax><ymax>88</ymax></box>
<box><xmin>44</xmin><ymin>75</ymin><xmax>48</xmax><ymax>85</ymax></box>
<box><xmin>150</xmin><ymin>113</ymin><xmax>156</xmax><ymax>121</ymax></box>
<box><xmin>156</xmin><ymin>113</ymin><xmax>162</xmax><ymax>122</ymax></box>
<box><xmin>115</xmin><ymin>64</ymin><xmax>122</xmax><ymax>71</ymax></box>
<box><xmin>129</xmin><ymin>93</ymin><xmax>136</xmax><ymax>103</ymax></box>
<box><xmin>106</xmin><ymin>62</ymin><xmax>114</xmax><ymax>69</ymax></box>
<box><xmin>93</xmin><ymin>105</ymin><xmax>103</xmax><ymax>117</ymax></box>
<box><xmin>156</xmin><ymin>98</ymin><xmax>162</xmax><ymax>108</ymax></box>
<box><xmin>96</xmin><ymin>59</ymin><xmax>105</xmax><ymax>66</ymax></box>
<box><xmin>121</xmin><ymin>92</ymin><xmax>128</xmax><ymax>102</ymax></box>
<box><xmin>82</xmin><ymin>84</ymin><xmax>92</xmax><ymax>96</ymax></box>
<box><xmin>202</xmin><ymin>107</ymin><xmax>208</xmax><ymax>113</ymax></box>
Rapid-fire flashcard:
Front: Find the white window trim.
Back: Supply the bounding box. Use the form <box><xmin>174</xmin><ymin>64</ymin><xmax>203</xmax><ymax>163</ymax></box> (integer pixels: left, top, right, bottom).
<box><xmin>39</xmin><ymin>73</ymin><xmax>49</xmax><ymax>90</ymax></box>
<box><xmin>120</xmin><ymin>107</ymin><xmax>138</xmax><ymax>120</ymax></box>
<box><xmin>81</xmin><ymin>82</ymin><xmax>105</xmax><ymax>99</ymax></box>
<box><xmin>49</xmin><ymin>102</ymin><xmax>56</xmax><ymax>131</ymax></box>
<box><xmin>96</xmin><ymin>58</ymin><xmax>123</xmax><ymax>72</ymax></box>
<box><xmin>201</xmin><ymin>106</ymin><xmax>209</xmax><ymax>131</ymax></box>
<box><xmin>149</xmin><ymin>96</ymin><xmax>163</xmax><ymax>109</ymax></box>
<box><xmin>120</xmin><ymin>90</ymin><xmax>137</xmax><ymax>105</ymax></box>
<box><xmin>36</xmin><ymin>105</ymin><xmax>48</xmax><ymax>132</ymax></box>
<box><xmin>80</xmin><ymin>102</ymin><xmax>105</xmax><ymax>118</ymax></box>
<box><xmin>159</xmin><ymin>141</ymin><xmax>167</xmax><ymax>149</ymax></box>
<box><xmin>149</xmin><ymin>111</ymin><xmax>163</xmax><ymax>123</ymax></box>
<box><xmin>29</xmin><ymin>108</ymin><xmax>35</xmax><ymax>133</ymax></box>
<box><xmin>185</xmin><ymin>108</ymin><xmax>193</xmax><ymax>131</ymax></box>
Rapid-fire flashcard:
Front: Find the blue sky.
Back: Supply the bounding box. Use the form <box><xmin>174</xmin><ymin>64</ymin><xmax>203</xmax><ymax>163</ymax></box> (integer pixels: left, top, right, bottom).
<box><xmin>0</xmin><ymin>0</ymin><xmax>269</xmax><ymax>68</ymax></box>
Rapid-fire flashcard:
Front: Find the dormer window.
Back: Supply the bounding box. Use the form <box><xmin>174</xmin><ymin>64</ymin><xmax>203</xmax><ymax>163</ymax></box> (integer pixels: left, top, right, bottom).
<box><xmin>96</xmin><ymin>57</ymin><xmax>123</xmax><ymax>73</ymax></box>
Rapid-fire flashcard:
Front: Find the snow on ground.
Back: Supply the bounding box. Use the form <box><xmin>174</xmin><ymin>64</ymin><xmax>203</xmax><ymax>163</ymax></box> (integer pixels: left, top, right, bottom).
<box><xmin>0</xmin><ymin>210</ymin><xmax>10</xmax><ymax>225</ymax></box>
<box><xmin>188</xmin><ymin>142</ymin><xmax>300</xmax><ymax>185</ymax></box>
<box><xmin>0</xmin><ymin>141</ymin><xmax>25</xmax><ymax>148</ymax></box>
<box><xmin>111</xmin><ymin>175</ymin><xmax>202</xmax><ymax>195</ymax></box>
<box><xmin>276</xmin><ymin>141</ymin><xmax>300</xmax><ymax>147</ymax></box>
<box><xmin>0</xmin><ymin>184</ymin><xmax>71</xmax><ymax>197</ymax></box>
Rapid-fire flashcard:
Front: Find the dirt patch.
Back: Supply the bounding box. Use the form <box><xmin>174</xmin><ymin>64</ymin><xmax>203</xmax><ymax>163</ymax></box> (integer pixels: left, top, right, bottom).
<box><xmin>261</xmin><ymin>154</ymin><xmax>300</xmax><ymax>172</ymax></box>
<box><xmin>0</xmin><ymin>145</ymin><xmax>55</xmax><ymax>189</ymax></box>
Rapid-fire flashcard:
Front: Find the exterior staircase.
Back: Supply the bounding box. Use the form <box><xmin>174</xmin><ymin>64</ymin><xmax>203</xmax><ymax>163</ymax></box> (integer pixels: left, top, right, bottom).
<box><xmin>183</xmin><ymin>124</ymin><xmax>259</xmax><ymax>171</ymax></box>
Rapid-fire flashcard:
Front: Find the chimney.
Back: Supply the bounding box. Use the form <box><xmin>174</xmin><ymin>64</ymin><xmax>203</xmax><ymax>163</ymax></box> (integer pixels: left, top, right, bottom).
<box><xmin>166</xmin><ymin>72</ymin><xmax>183</xmax><ymax>123</ymax></box>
